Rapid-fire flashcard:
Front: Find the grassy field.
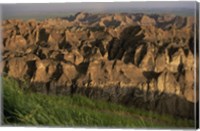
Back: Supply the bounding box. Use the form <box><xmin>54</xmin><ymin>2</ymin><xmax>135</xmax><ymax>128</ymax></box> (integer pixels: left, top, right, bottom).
<box><xmin>2</xmin><ymin>76</ymin><xmax>195</xmax><ymax>128</ymax></box>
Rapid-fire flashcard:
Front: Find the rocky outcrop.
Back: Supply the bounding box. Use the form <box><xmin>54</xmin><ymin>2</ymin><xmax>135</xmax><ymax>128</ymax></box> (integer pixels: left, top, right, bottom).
<box><xmin>1</xmin><ymin>12</ymin><xmax>198</xmax><ymax>119</ymax></box>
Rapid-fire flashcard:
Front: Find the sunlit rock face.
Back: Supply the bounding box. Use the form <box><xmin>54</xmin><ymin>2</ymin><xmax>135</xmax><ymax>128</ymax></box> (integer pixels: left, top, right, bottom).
<box><xmin>1</xmin><ymin>12</ymin><xmax>197</xmax><ymax>119</ymax></box>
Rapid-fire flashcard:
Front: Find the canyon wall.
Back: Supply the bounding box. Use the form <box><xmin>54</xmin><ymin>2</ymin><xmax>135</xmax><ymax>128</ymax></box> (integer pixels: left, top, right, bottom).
<box><xmin>1</xmin><ymin>12</ymin><xmax>198</xmax><ymax>118</ymax></box>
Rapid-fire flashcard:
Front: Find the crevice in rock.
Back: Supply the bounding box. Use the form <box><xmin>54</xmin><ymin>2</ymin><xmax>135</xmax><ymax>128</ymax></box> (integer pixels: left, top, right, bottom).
<box><xmin>76</xmin><ymin>61</ymin><xmax>90</xmax><ymax>75</ymax></box>
<box><xmin>59</xmin><ymin>40</ymin><xmax>72</xmax><ymax>52</ymax></box>
<box><xmin>51</xmin><ymin>63</ymin><xmax>63</xmax><ymax>81</ymax></box>
<box><xmin>136</xmin><ymin>44</ymin><xmax>148</xmax><ymax>66</ymax></box>
<box><xmin>26</xmin><ymin>60</ymin><xmax>37</xmax><ymax>79</ymax></box>
<box><xmin>38</xmin><ymin>28</ymin><xmax>49</xmax><ymax>43</ymax></box>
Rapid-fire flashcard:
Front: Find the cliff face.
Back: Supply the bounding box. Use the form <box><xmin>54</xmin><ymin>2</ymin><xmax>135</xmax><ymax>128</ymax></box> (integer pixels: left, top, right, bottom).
<box><xmin>1</xmin><ymin>13</ymin><xmax>198</xmax><ymax>118</ymax></box>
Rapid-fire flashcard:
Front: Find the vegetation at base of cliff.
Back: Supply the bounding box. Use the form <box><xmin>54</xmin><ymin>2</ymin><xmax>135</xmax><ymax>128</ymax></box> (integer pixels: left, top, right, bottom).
<box><xmin>2</xmin><ymin>76</ymin><xmax>194</xmax><ymax>128</ymax></box>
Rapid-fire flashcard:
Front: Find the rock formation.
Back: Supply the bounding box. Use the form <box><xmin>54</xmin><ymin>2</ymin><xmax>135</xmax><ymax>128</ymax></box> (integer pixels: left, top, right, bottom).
<box><xmin>1</xmin><ymin>12</ymin><xmax>198</xmax><ymax>119</ymax></box>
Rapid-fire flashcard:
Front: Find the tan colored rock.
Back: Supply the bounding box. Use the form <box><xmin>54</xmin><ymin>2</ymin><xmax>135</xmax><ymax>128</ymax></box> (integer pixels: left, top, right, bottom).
<box><xmin>157</xmin><ymin>70</ymin><xmax>180</xmax><ymax>95</ymax></box>
<box><xmin>5</xmin><ymin>35</ymin><xmax>27</xmax><ymax>51</ymax></box>
<box><xmin>185</xmin><ymin>70</ymin><xmax>194</xmax><ymax>88</ymax></box>
<box><xmin>61</xmin><ymin>62</ymin><xmax>78</xmax><ymax>81</ymax></box>
<box><xmin>56</xmin><ymin>74</ymin><xmax>71</xmax><ymax>87</ymax></box>
<box><xmin>185</xmin><ymin>16</ymin><xmax>194</xmax><ymax>28</ymax></box>
<box><xmin>114</xmin><ymin>60</ymin><xmax>146</xmax><ymax>85</ymax></box>
<box><xmin>184</xmin><ymin>51</ymin><xmax>194</xmax><ymax>70</ymax></box>
<box><xmin>155</xmin><ymin>53</ymin><xmax>166</xmax><ymax>72</ymax></box>
<box><xmin>48</xmin><ymin>29</ymin><xmax>65</xmax><ymax>44</ymax></box>
<box><xmin>184</xmin><ymin>88</ymin><xmax>195</xmax><ymax>102</ymax></box>
<box><xmin>86</xmin><ymin>60</ymin><xmax>113</xmax><ymax>87</ymax></box>
<box><xmin>27</xmin><ymin>19</ymin><xmax>37</xmax><ymax>28</ymax></box>
<box><xmin>7</xmin><ymin>57</ymin><xmax>28</xmax><ymax>79</ymax></box>
<box><xmin>31</xmin><ymin>60</ymin><xmax>57</xmax><ymax>83</ymax></box>
<box><xmin>140</xmin><ymin>15</ymin><xmax>156</xmax><ymax>26</ymax></box>
<box><xmin>149</xmin><ymin>79</ymin><xmax>157</xmax><ymax>92</ymax></box>
<box><xmin>23</xmin><ymin>54</ymin><xmax>40</xmax><ymax>61</ymax></box>
<box><xmin>87</xmin><ymin>60</ymin><xmax>146</xmax><ymax>87</ymax></box>
<box><xmin>90</xmin><ymin>48</ymin><xmax>103</xmax><ymax>61</ymax></box>
<box><xmin>2</xmin><ymin>24</ymin><xmax>14</xmax><ymax>39</ymax></box>
<box><xmin>0</xmin><ymin>61</ymin><xmax>5</xmax><ymax>75</ymax></box>
<box><xmin>64</xmin><ymin>52</ymin><xmax>75</xmax><ymax>63</ymax></box>
<box><xmin>65</xmin><ymin>30</ymin><xmax>79</xmax><ymax>45</ymax></box>
<box><xmin>64</xmin><ymin>50</ymin><xmax>84</xmax><ymax>65</ymax></box>
<box><xmin>139</xmin><ymin>45</ymin><xmax>155</xmax><ymax>71</ymax></box>
<box><xmin>168</xmin><ymin>48</ymin><xmax>186</xmax><ymax>73</ymax></box>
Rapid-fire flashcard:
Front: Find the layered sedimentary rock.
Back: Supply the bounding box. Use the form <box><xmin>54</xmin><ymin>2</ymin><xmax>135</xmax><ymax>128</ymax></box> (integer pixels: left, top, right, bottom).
<box><xmin>1</xmin><ymin>13</ymin><xmax>198</xmax><ymax>118</ymax></box>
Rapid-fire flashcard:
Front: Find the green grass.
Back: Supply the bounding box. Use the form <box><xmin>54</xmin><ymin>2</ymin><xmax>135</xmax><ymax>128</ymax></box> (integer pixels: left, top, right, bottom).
<box><xmin>2</xmin><ymin>76</ymin><xmax>195</xmax><ymax>128</ymax></box>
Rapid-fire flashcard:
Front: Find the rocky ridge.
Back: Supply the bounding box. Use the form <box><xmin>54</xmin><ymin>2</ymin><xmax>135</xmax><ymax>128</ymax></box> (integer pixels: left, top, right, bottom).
<box><xmin>1</xmin><ymin>12</ymin><xmax>198</xmax><ymax>118</ymax></box>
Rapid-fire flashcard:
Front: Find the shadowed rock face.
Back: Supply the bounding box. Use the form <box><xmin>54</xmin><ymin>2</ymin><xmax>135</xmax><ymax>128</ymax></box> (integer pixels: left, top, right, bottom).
<box><xmin>1</xmin><ymin>12</ymin><xmax>198</xmax><ymax>119</ymax></box>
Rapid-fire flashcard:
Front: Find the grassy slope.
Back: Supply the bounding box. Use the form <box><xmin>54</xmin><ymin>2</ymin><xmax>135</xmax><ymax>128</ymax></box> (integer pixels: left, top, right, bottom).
<box><xmin>2</xmin><ymin>77</ymin><xmax>195</xmax><ymax>128</ymax></box>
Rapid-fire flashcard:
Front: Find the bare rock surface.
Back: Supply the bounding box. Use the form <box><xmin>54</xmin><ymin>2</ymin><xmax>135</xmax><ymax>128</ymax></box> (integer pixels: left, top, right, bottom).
<box><xmin>1</xmin><ymin>12</ymin><xmax>197</xmax><ymax>119</ymax></box>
